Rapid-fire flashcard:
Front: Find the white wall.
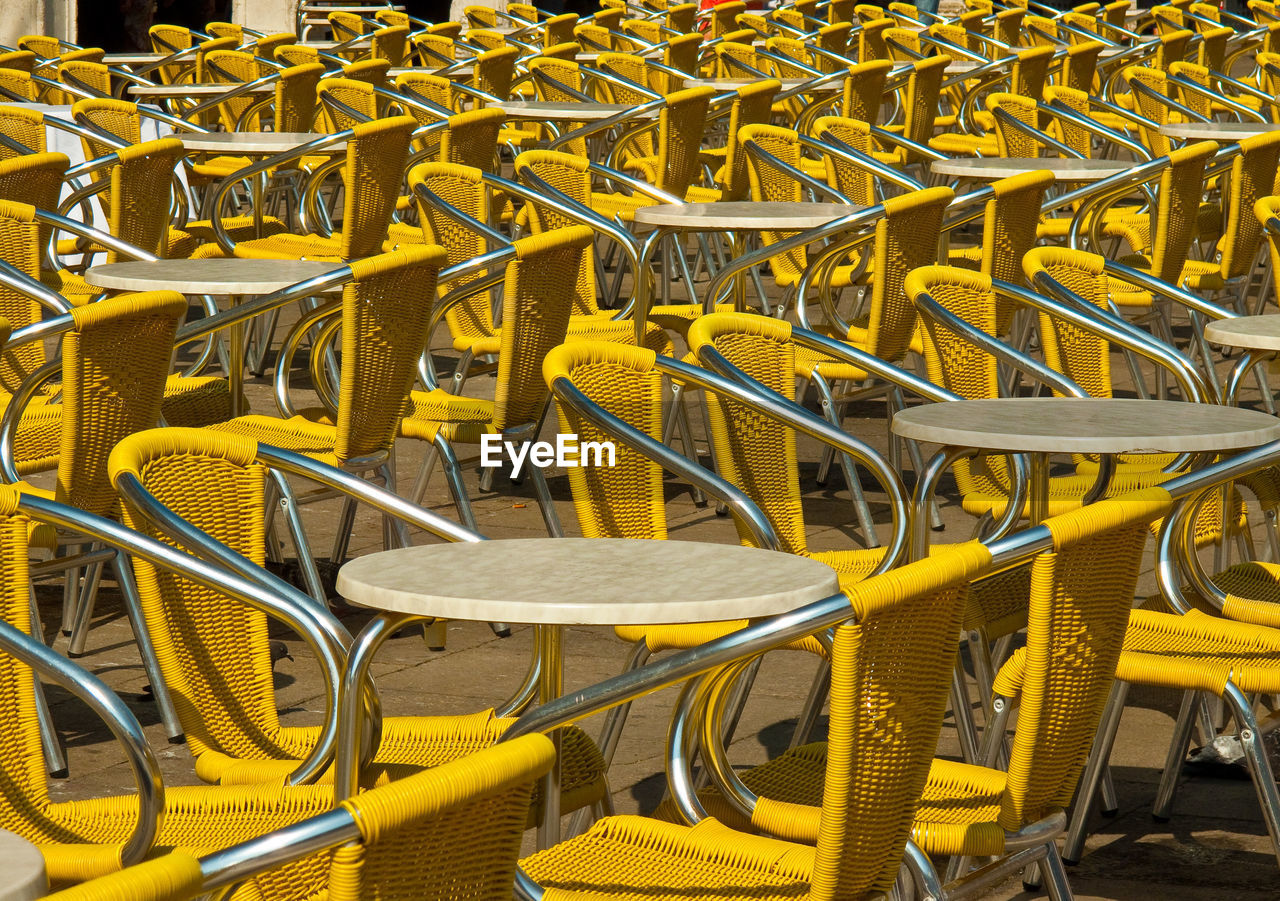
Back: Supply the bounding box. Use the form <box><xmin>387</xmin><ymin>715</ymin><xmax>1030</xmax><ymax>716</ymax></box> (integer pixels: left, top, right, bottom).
<box><xmin>0</xmin><ymin>0</ymin><xmax>76</xmax><ymax>47</ymax></box>
<box><xmin>232</xmin><ymin>0</ymin><xmax>299</xmax><ymax>35</ymax></box>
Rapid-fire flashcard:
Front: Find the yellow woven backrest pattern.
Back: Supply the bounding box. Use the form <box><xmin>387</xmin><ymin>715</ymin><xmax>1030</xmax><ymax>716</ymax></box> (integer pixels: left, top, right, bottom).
<box><xmin>840</xmin><ymin>59</ymin><xmax>891</xmax><ymax>126</ymax></box>
<box><xmin>341</xmin><ymin>59</ymin><xmax>391</xmax><ymax>90</ymax></box>
<box><xmin>544</xmin><ymin>341</ymin><xmax>668</xmax><ymax>539</ymax></box>
<box><xmin>441</xmin><ymin>107</ymin><xmax>505</xmax><ymax>171</ymax></box>
<box><xmin>338</xmin><ymin>116</ymin><xmax>415</xmax><ymax>260</ymax></box>
<box><xmin>810</xmin><ymin>542</ymin><xmax>992</xmax><ymax>900</ymax></box>
<box><xmin>475</xmin><ymin>45</ymin><xmax>518</xmax><ymax>99</ymax></box>
<box><xmin>999</xmin><ymin>489</ymin><xmax>1173</xmax><ymax>829</ymax></box>
<box><xmin>17</xmin><ymin>36</ymin><xmax>59</xmax><ymax>57</ymax></box>
<box><xmin>60</xmin><ymin>291</ymin><xmax>187</xmax><ymax>515</ymax></box>
<box><xmin>664</xmin><ymin>32</ymin><xmax>702</xmax><ymax>78</ymax></box>
<box><xmin>108</xmin><ymin>138</ymin><xmax>184</xmax><ymax>261</ymax></box>
<box><xmin>814</xmin><ymin>116</ymin><xmax>876</xmax><ymax>205</ymax></box>
<box><xmin>741</xmin><ymin>123</ymin><xmax>806</xmax><ymax>283</ymax></box>
<box><xmin>0</xmin><ymin>106</ymin><xmax>45</xmax><ymax>159</ymax></box>
<box><xmin>711</xmin><ymin>1</ymin><xmax>747</xmax><ymax>37</ymax></box>
<box><xmin>1156</xmin><ymin>28</ymin><xmax>1193</xmax><ymax>69</ymax></box>
<box><xmin>0</xmin><ymin>71</ymin><xmax>35</xmax><ymax>103</ymax></box>
<box><xmin>858</xmin><ymin>17</ymin><xmax>893</xmax><ymax>60</ymax></box>
<box><xmin>902</xmin><ymin>55</ymin><xmax>948</xmax><ymax>152</ymax></box>
<box><xmin>372</xmin><ymin>25</ymin><xmax>410</xmax><ymax>66</ymax></box>
<box><xmin>544</xmin><ymin>13</ymin><xmax>581</xmax><ymax>48</ymax></box>
<box><xmin>987</xmin><ymin>92</ymin><xmax>1043</xmax><ymax>158</ymax></box>
<box><xmin>830</xmin><ymin>0</ymin><xmax>856</xmax><ymax>21</ymax></box>
<box><xmin>1218</xmin><ymin>131</ymin><xmax>1280</xmax><ymax>280</ymax></box>
<box><xmin>0</xmin><ymin>200</ymin><xmax>51</xmax><ymax>391</ymax></box>
<box><xmin>493</xmin><ymin>227</ymin><xmax>593</xmax><ymax>430</ymax></box>
<box><xmin>1011</xmin><ymin>45</ymin><xmax>1053</xmax><ymax>99</ymax></box>
<box><xmin>319</xmin><ymin>76</ymin><xmax>377</xmax><ymax>131</ymax></box>
<box><xmin>408</xmin><ymin>162</ymin><xmax>494</xmax><ymax>342</ymax></box>
<box><xmin>205</xmin><ymin>50</ymin><xmax>270</xmax><ymax>131</ymax></box>
<box><xmin>464</xmin><ymin>4</ymin><xmax>498</xmax><ymax>27</ymax></box>
<box><xmin>1255</xmin><ymin>195</ymin><xmax>1280</xmax><ymax>290</ymax></box>
<box><xmin>994</xmin><ymin>7</ymin><xmax>1025</xmax><ymax>44</ymax></box>
<box><xmin>1197</xmin><ymin>25</ymin><xmax>1232</xmax><ymax>70</ymax></box>
<box><xmin>515</xmin><ymin>150</ymin><xmax>598</xmax><ymax>315</ymax></box>
<box><xmin>884</xmin><ymin>27</ymin><xmax>922</xmax><ymax>60</ymax></box>
<box><xmin>57</xmin><ymin>60</ymin><xmax>110</xmax><ymax>99</ymax></box>
<box><xmin>336</xmin><ymin>244</ymin><xmax>447</xmax><ymax>462</ymax></box>
<box><xmin>864</xmin><ymin>186</ymin><xmax>952</xmax><ymax>362</ymax></box>
<box><xmin>1167</xmin><ymin>60</ymin><xmax>1212</xmax><ymax>117</ymax></box>
<box><xmin>111</xmin><ymin>429</ymin><xmax>286</xmax><ymax>762</ymax></box>
<box><xmin>687</xmin><ymin>313</ymin><xmax>808</xmax><ymax>554</ymax></box>
<box><xmin>42</xmin><ymin>852</ymin><xmax>204</xmax><ymax>901</ymax></box>
<box><xmin>275</xmin><ymin>63</ymin><xmax>323</xmax><ymax>133</ymax></box>
<box><xmin>206</xmin><ymin>21</ymin><xmax>243</xmax><ymax>41</ymax></box>
<box><xmin>1023</xmin><ymin>246</ymin><xmax>1114</xmax><ymax>398</ymax></box>
<box><xmin>0</xmin><ymin>485</ymin><xmax>59</xmax><ymax>841</ymax></box>
<box><xmin>908</xmin><ymin>266</ymin><xmax>1001</xmax><ymax>402</ymax></box>
<box><xmin>252</xmin><ymin>33</ymin><xmax>297</xmax><ymax>63</ymax></box>
<box><xmin>1123</xmin><ymin>67</ymin><xmax>1174</xmax><ymax>156</ymax></box>
<box><xmin>655</xmin><ymin>86</ymin><xmax>713</xmax><ymax>196</ymax></box>
<box><xmin>1147</xmin><ymin>139</ymin><xmax>1215</xmax><ymax>285</ymax></box>
<box><xmin>329</xmin><ymin>10</ymin><xmax>368</xmax><ymax>39</ymax></box>
<box><xmin>0</xmin><ymin>152</ymin><xmax>69</xmax><ymax>270</ymax></box>
<box><xmin>1042</xmin><ymin>86</ymin><xmax>1092</xmax><ymax>156</ymax></box>
<box><xmin>981</xmin><ymin>170</ymin><xmax>1053</xmax><ymax>298</ymax></box>
<box><xmin>328</xmin><ymin>734</ymin><xmax>554</xmax><ymax>901</ymax></box>
<box><xmin>718</xmin><ymin>79</ymin><xmax>780</xmax><ymax>202</ymax></box>
<box><xmin>817</xmin><ymin>24</ymin><xmax>852</xmax><ymax>70</ymax></box>
<box><xmin>193</xmin><ymin>37</ymin><xmax>238</xmax><ymax>83</ymax></box>
<box><xmin>529</xmin><ymin>57</ymin><xmax>583</xmax><ymax>104</ymax></box>
<box><xmin>275</xmin><ymin>44</ymin><xmax>321</xmax><ymax>67</ymax></box>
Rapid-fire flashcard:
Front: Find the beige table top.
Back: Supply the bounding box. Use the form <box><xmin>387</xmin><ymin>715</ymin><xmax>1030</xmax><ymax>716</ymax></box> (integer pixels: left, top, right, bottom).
<box><xmin>86</xmin><ymin>259</ymin><xmax>345</xmax><ymax>295</ymax></box>
<box><xmin>930</xmin><ymin>156</ymin><xmax>1129</xmax><ymax>181</ymax></box>
<box><xmin>490</xmin><ymin>100</ymin><xmax>653</xmax><ymax>120</ymax></box>
<box><xmin>1159</xmin><ymin>121</ymin><xmax>1280</xmax><ymax>141</ymax></box>
<box><xmin>128</xmin><ymin>83</ymin><xmax>274</xmax><ymax>98</ymax></box>
<box><xmin>177</xmin><ymin>131</ymin><xmax>341</xmax><ymax>154</ymax></box>
<box><xmin>103</xmin><ymin>52</ymin><xmax>167</xmax><ymax>65</ymax></box>
<box><xmin>688</xmin><ymin>77</ymin><xmax>810</xmax><ymax>90</ymax></box>
<box><xmin>634</xmin><ymin>201</ymin><xmax>864</xmax><ymax>230</ymax></box>
<box><xmin>389</xmin><ymin>65</ymin><xmax>475</xmax><ymax>78</ymax></box>
<box><xmin>893</xmin><ymin>397</ymin><xmax>1280</xmax><ymax>454</ymax></box>
<box><xmin>336</xmin><ymin>538</ymin><xmax>840</xmax><ymax>624</ymax></box>
<box><xmin>1205</xmin><ymin>315</ymin><xmax>1280</xmax><ymax>352</ymax></box>
<box><xmin>0</xmin><ymin>830</ymin><xmax>45</xmax><ymax>901</ymax></box>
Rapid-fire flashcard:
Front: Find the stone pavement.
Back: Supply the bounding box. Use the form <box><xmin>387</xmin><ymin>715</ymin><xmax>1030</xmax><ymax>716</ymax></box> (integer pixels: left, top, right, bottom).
<box><xmin>31</xmin><ymin>302</ymin><xmax>1280</xmax><ymax>899</ymax></box>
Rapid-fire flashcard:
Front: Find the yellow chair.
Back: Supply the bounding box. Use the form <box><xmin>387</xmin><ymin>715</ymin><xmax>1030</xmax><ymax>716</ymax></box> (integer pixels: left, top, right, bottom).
<box><xmin>108</xmin><ymin>427</ymin><xmax>608</xmax><ymax>824</ymax></box>
<box><xmin>43</xmin><ymin>734</ymin><xmax>555</xmax><ymax>900</ymax></box>
<box><xmin>520</xmin><ymin>535</ymin><xmax>992</xmax><ymax>899</ymax></box>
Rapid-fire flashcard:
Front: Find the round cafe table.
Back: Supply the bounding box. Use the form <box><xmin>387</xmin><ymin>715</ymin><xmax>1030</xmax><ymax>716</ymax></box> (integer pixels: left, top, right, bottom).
<box><xmin>127</xmin><ymin>83</ymin><xmax>275</xmax><ymax>99</ymax></box>
<box><xmin>930</xmin><ymin>156</ymin><xmax>1129</xmax><ymax>182</ymax></box>
<box><xmin>1159</xmin><ymin>121</ymin><xmax>1280</xmax><ymax>142</ymax></box>
<box><xmin>0</xmin><ymin>829</ymin><xmax>45</xmax><ymax>901</ymax></box>
<box><xmin>490</xmin><ymin>100</ymin><xmax>658</xmax><ymax>121</ymax></box>
<box><xmin>85</xmin><ymin>259</ymin><xmax>345</xmax><ymax>417</ymax></box>
<box><xmin>336</xmin><ymin>538</ymin><xmax>840</xmax><ymax>847</ymax></box>
<box><xmin>893</xmin><ymin>397</ymin><xmax>1280</xmax><ymax>552</ymax></box>
<box><xmin>1204</xmin><ymin>315</ymin><xmax>1280</xmax><ymax>406</ymax></box>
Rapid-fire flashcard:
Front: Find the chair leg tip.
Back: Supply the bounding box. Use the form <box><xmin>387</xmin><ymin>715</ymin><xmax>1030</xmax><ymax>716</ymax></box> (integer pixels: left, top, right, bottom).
<box><xmin>1151</xmin><ymin>814</ymin><xmax>1170</xmax><ymax>823</ymax></box>
<box><xmin>167</xmin><ymin>734</ymin><xmax>186</xmax><ymax>745</ymax></box>
<box><xmin>1100</xmin><ymin>807</ymin><xmax>1119</xmax><ymax>818</ymax></box>
<box><xmin>49</xmin><ymin>768</ymin><xmax>68</xmax><ymax>779</ymax></box>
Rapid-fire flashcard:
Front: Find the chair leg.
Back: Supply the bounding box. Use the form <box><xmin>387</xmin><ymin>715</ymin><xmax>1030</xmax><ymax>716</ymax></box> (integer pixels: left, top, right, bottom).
<box><xmin>1063</xmin><ymin>680</ymin><xmax>1129</xmax><ymax>863</ymax></box>
<box><xmin>114</xmin><ymin>551</ymin><xmax>184</xmax><ymax>743</ymax></box>
<box><xmin>789</xmin><ymin>659</ymin><xmax>831</xmax><ymax>750</ymax></box>
<box><xmin>268</xmin><ymin>470</ymin><xmax>328</xmax><ymax>605</ymax></box>
<box><xmin>528</xmin><ymin>464</ymin><xmax>565</xmax><ymax>537</ymax></box>
<box><xmin>431</xmin><ymin>434</ymin><xmax>479</xmax><ymax>532</ymax></box>
<box><xmin>810</xmin><ymin>372</ymin><xmax>880</xmax><ymax>547</ymax></box>
<box><xmin>1223</xmin><ymin>681</ymin><xmax>1280</xmax><ymax>867</ymax></box>
<box><xmin>1037</xmin><ymin>841</ymin><xmax>1076</xmax><ymax>901</ymax></box>
<box><xmin>1152</xmin><ymin>689</ymin><xmax>1199</xmax><ymax>821</ymax></box>
<box><xmin>950</xmin><ymin>659</ymin><xmax>980</xmax><ymax>765</ymax></box>
<box><xmin>66</xmin><ymin>550</ymin><xmax>106</xmax><ymax>657</ymax></box>
<box><xmin>28</xmin><ymin>589</ymin><xmax>67</xmax><ymax>778</ymax></box>
<box><xmin>903</xmin><ymin>840</ymin><xmax>947</xmax><ymax>901</ymax></box>
<box><xmin>596</xmin><ymin>640</ymin><xmax>652</xmax><ymax>769</ymax></box>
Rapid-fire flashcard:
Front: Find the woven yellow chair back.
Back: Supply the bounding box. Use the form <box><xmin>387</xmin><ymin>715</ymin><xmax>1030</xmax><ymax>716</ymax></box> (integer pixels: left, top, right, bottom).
<box><xmin>544</xmin><ymin>14</ymin><xmax>581</xmax><ymax>48</ymax></box>
<box><xmin>773</xmin><ymin>6</ymin><xmax>807</xmax><ymax>31</ymax></box>
<box><xmin>1155</xmin><ymin>28</ymin><xmax>1193</xmax><ymax>69</ymax></box>
<box><xmin>997</xmin><ymin>489</ymin><xmax>1173</xmax><ymax>830</ymax></box>
<box><xmin>1213</xmin><ymin>131</ymin><xmax>1280</xmax><ymax>281</ymax></box>
<box><xmin>1167</xmin><ymin>59</ymin><xmax>1213</xmax><ymax>117</ymax></box>
<box><xmin>716</xmin><ymin>79</ymin><xmax>780</xmax><ymax>202</ymax></box>
<box><xmin>1197</xmin><ymin>25</ymin><xmax>1232</xmax><ymax>71</ymax></box>
<box><xmin>1258</xmin><ymin>50</ymin><xmax>1280</xmax><ymax>96</ymax></box>
<box><xmin>858</xmin><ymin>17</ymin><xmax>894</xmax><ymax>61</ymax></box>
<box><xmin>686</xmin><ymin>313</ymin><xmax>810</xmax><ymax>554</ymax></box>
<box><xmin>1011</xmin><ymin>44</ymin><xmax>1054</xmax><ymax>99</ymax></box>
<box><xmin>441</xmin><ymin>107</ymin><xmax>505</xmax><ymax>172</ymax></box>
<box><xmin>276</xmin><ymin>63</ymin><xmax>324</xmax><ymax>133</ymax></box>
<box><xmin>58</xmin><ymin>291</ymin><xmax>187</xmax><ymax>516</ymax></box>
<box><xmin>0</xmin><ymin>70</ymin><xmax>36</xmax><ymax>103</ymax></box>
<box><xmin>0</xmin><ymin>152</ymin><xmax>69</xmax><ymax>274</ymax></box>
<box><xmin>323</xmin><ymin>734</ymin><xmax>554</xmax><ymax>901</ymax></box>
<box><xmin>192</xmin><ymin>37</ymin><xmax>238</xmax><ymax>83</ymax></box>
<box><xmin>1041</xmin><ymin>86</ymin><xmax>1093</xmax><ymax>156</ymax></box>
<box><xmin>493</xmin><ymin>226</ymin><xmax>595</xmax><ymax>430</ymax></box>
<box><xmin>818</xmin><ymin>24</ymin><xmax>852</xmax><ymax>68</ymax></box>
<box><xmin>0</xmin><ymin>105</ymin><xmax>45</xmax><ymax>159</ymax></box>
<box><xmin>475</xmin><ymin>45</ymin><xmax>518</xmax><ymax>99</ymax></box>
<box><xmin>465</xmin><ymin>28</ymin><xmax>507</xmax><ymax>52</ymax></box>
<box><xmin>711</xmin><ymin>1</ymin><xmax>747</xmax><ymax>37</ymax></box>
<box><xmin>148</xmin><ymin>24</ymin><xmax>192</xmax><ymax>66</ymax></box>
<box><xmin>765</xmin><ymin>37</ymin><xmax>815</xmax><ymax>79</ymax></box>
<box><xmin>1255</xmin><ymin>195</ymin><xmax>1280</xmax><ymax>293</ymax></box>
<box><xmin>713</xmin><ymin>41</ymin><xmax>761</xmax><ymax>78</ymax></box>
<box><xmin>813</xmin><ymin>115</ymin><xmax>876</xmax><ymax>204</ymax></box>
<box><xmin>329</xmin><ymin>10</ymin><xmax>368</xmax><ymax>40</ymax></box>
<box><xmin>1152</xmin><ymin>4</ymin><xmax>1187</xmax><ymax>33</ymax></box>
<box><xmin>739</xmin><ymin>122</ymin><xmax>807</xmax><ymax>283</ymax></box>
<box><xmin>71</xmin><ymin>97</ymin><xmax>141</xmax><ymax>214</ymax></box>
<box><xmin>864</xmin><ymin>186</ymin><xmax>953</xmax><ymax>362</ymax></box>
<box><xmin>376</xmin><ymin>8</ymin><xmax>411</xmax><ymax>27</ymax></box>
<box><xmin>830</xmin><ymin>0</ymin><xmax>856</xmax><ymax>21</ymax></box>
<box><xmin>986</xmin><ymin>92</ymin><xmax>1042</xmax><ymax>158</ymax></box>
<box><xmin>0</xmin><ymin>51</ymin><xmax>35</xmax><ymax>75</ymax></box>
<box><xmin>542</xmin><ymin>340</ymin><xmax>668</xmax><ymax>539</ymax></box>
<box><xmin>336</xmin><ymin>116</ymin><xmax>415</xmax><ymax>260</ymax></box>
<box><xmin>42</xmin><ymin>852</ymin><xmax>204</xmax><ymax>901</ymax></box>
<box><xmin>371</xmin><ymin>25</ymin><xmax>410</xmax><ymax>66</ymax></box>
<box><xmin>319</xmin><ymin>76</ymin><xmax>377</xmax><ymax>131</ymax></box>
<box><xmin>464</xmin><ymin>4</ymin><xmax>499</xmax><ymax>27</ymax></box>
<box><xmin>976</xmin><ymin>169</ymin><xmax>1051</xmax><ymax>300</ymax></box>
<box><xmin>1022</xmin><ymin>245</ymin><xmax>1114</xmax><ymax>399</ymax></box>
<box><xmin>408</xmin><ymin>162</ymin><xmax>495</xmax><ymax>343</ymax></box>
<box><xmin>111</xmin><ymin>428</ymin><xmax>289</xmax><ymax>763</ymax></box>
<box><xmin>395</xmin><ymin>71</ymin><xmax>454</xmax><ymax>120</ymax></box>
<box><xmin>529</xmin><ymin>57</ymin><xmax>584</xmax><ymax>102</ymax></box>
<box><xmin>514</xmin><ymin>149</ymin><xmax>599</xmax><ymax>316</ymax></box>
<box><xmin>107</xmin><ymin>138</ymin><xmax>185</xmax><ymax>262</ymax></box>
<box><xmin>340</xmin><ymin>58</ymin><xmax>391</xmax><ymax>91</ymax></box>
<box><xmin>275</xmin><ymin>43</ymin><xmax>321</xmax><ymax>67</ymax></box>
<box><xmin>595</xmin><ymin>52</ymin><xmax>657</xmax><ymax>105</ymax></box>
<box><xmin>206</xmin><ymin>21</ymin><xmax>243</xmax><ymax>41</ymax></box>
<box><xmin>252</xmin><ymin>33</ymin><xmax>297</xmax><ymax>63</ymax></box>
<box><xmin>576</xmin><ymin>22</ymin><xmax>614</xmax><ymax>52</ymax></box>
<box><xmin>839</xmin><ymin>59</ymin><xmax>892</xmax><ymax>127</ymax></box>
<box><xmin>994</xmin><ymin>7</ymin><xmax>1025</xmax><ymax>45</ymax></box>
<box><xmin>807</xmin><ymin>542</ymin><xmax>991</xmax><ymax>900</ymax></box>
<box><xmin>205</xmin><ymin>50</ymin><xmax>273</xmax><ymax>132</ymax></box>
<box><xmin>862</xmin><ymin>3</ymin><xmax>892</xmax><ymax>22</ymax></box>
<box><xmin>651</xmin><ymin>86</ymin><xmax>713</xmax><ymax>197</ymax></box>
<box><xmin>335</xmin><ymin>243</ymin><xmax>448</xmax><ymax>461</ymax></box>
<box><xmin>57</xmin><ymin>60</ymin><xmax>110</xmax><ymax>99</ymax></box>
<box><xmin>17</xmin><ymin>36</ymin><xmax>59</xmax><ymax>58</ymax></box>
<box><xmin>664</xmin><ymin>32</ymin><xmax>702</xmax><ymax>77</ymax></box>
<box><xmin>900</xmin><ymin>54</ymin><xmax>948</xmax><ymax>155</ymax></box>
<box><xmin>1024</xmin><ymin>15</ymin><xmax>1059</xmax><ymax>46</ymax></box>
<box><xmin>0</xmin><ymin>200</ymin><xmax>47</xmax><ymax>394</ymax></box>
<box><xmin>1145</xmin><ymin>139</ymin><xmax>1216</xmax><ymax>285</ymax></box>
<box><xmin>622</xmin><ymin>17</ymin><xmax>665</xmax><ymax>47</ymax></box>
